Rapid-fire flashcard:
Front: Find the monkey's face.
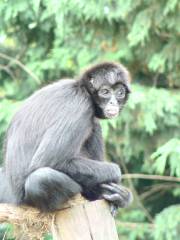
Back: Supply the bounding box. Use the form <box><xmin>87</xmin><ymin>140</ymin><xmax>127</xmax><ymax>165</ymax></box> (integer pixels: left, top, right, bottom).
<box><xmin>92</xmin><ymin>83</ymin><xmax>129</xmax><ymax>119</ymax></box>
<box><xmin>81</xmin><ymin>62</ymin><xmax>131</xmax><ymax>119</ymax></box>
<box><xmin>86</xmin><ymin>67</ymin><xmax>131</xmax><ymax>119</ymax></box>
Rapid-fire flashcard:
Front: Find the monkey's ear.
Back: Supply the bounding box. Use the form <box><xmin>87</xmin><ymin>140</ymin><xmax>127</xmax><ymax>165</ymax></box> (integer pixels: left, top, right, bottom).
<box><xmin>121</xmin><ymin>77</ymin><xmax>131</xmax><ymax>93</ymax></box>
<box><xmin>117</xmin><ymin>67</ymin><xmax>132</xmax><ymax>93</ymax></box>
<box><xmin>90</xmin><ymin>78</ymin><xmax>95</xmax><ymax>87</ymax></box>
<box><xmin>126</xmin><ymin>81</ymin><xmax>132</xmax><ymax>93</ymax></box>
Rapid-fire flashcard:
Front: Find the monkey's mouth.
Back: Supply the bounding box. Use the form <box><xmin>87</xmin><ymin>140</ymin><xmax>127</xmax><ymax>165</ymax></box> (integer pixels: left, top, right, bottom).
<box><xmin>104</xmin><ymin>107</ymin><xmax>119</xmax><ymax>118</ymax></box>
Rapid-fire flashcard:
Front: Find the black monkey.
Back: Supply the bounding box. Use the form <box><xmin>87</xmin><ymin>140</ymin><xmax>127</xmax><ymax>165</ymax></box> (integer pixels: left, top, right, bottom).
<box><xmin>0</xmin><ymin>62</ymin><xmax>132</xmax><ymax>212</ymax></box>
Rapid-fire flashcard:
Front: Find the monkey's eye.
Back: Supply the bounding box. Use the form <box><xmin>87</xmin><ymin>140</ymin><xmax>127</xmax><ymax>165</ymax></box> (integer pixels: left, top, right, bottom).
<box><xmin>98</xmin><ymin>88</ymin><xmax>110</xmax><ymax>97</ymax></box>
<box><xmin>116</xmin><ymin>86</ymin><xmax>126</xmax><ymax>98</ymax></box>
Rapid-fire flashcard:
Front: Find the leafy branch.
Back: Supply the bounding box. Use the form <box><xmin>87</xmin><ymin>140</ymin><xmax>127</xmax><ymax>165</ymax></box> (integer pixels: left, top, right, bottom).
<box><xmin>0</xmin><ymin>53</ymin><xmax>40</xmax><ymax>83</ymax></box>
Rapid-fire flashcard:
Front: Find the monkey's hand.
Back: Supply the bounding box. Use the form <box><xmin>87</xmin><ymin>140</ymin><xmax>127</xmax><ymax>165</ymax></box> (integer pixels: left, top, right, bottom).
<box><xmin>100</xmin><ymin>183</ymin><xmax>133</xmax><ymax>216</ymax></box>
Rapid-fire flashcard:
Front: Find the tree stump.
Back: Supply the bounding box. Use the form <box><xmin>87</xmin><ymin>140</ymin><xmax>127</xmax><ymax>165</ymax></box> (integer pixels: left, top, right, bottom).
<box><xmin>52</xmin><ymin>197</ymin><xmax>119</xmax><ymax>240</ymax></box>
<box><xmin>0</xmin><ymin>195</ymin><xmax>119</xmax><ymax>240</ymax></box>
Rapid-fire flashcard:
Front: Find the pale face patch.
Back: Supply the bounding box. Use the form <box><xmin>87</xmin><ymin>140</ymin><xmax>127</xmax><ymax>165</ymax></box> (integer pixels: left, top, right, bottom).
<box><xmin>106</xmin><ymin>71</ymin><xmax>116</xmax><ymax>85</ymax></box>
<box><xmin>90</xmin><ymin>78</ymin><xmax>94</xmax><ymax>86</ymax></box>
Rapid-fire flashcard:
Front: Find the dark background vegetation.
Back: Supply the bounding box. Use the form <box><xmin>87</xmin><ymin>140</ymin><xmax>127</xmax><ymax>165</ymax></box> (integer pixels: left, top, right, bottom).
<box><xmin>0</xmin><ymin>0</ymin><xmax>179</xmax><ymax>239</ymax></box>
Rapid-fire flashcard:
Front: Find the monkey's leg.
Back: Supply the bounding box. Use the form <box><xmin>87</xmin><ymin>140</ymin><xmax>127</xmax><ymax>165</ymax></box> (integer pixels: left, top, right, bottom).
<box><xmin>24</xmin><ymin>167</ymin><xmax>82</xmax><ymax>211</ymax></box>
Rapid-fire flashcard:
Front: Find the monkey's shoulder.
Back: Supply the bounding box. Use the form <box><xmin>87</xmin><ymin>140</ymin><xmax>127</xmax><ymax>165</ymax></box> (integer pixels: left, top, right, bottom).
<box><xmin>31</xmin><ymin>79</ymin><xmax>76</xmax><ymax>97</ymax></box>
<box><xmin>9</xmin><ymin>79</ymin><xmax>93</xmax><ymax>127</ymax></box>
<box><xmin>21</xmin><ymin>79</ymin><xmax>82</xmax><ymax>105</ymax></box>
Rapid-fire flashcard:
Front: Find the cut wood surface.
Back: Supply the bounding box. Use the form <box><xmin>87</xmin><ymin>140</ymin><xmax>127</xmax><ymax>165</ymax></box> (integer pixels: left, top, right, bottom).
<box><xmin>0</xmin><ymin>195</ymin><xmax>119</xmax><ymax>240</ymax></box>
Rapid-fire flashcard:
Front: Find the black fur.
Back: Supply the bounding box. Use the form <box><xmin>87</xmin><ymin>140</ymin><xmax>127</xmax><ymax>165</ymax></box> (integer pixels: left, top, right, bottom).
<box><xmin>0</xmin><ymin>62</ymin><xmax>132</xmax><ymax>211</ymax></box>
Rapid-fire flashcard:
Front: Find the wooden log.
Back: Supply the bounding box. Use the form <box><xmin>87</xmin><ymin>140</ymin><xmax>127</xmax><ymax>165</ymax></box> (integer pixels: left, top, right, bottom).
<box><xmin>0</xmin><ymin>195</ymin><xmax>119</xmax><ymax>240</ymax></box>
<box><xmin>53</xmin><ymin>198</ymin><xmax>119</xmax><ymax>240</ymax></box>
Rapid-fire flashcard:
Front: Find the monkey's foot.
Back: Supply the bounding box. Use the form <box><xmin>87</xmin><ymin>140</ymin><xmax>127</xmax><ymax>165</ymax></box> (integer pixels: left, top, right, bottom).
<box><xmin>101</xmin><ymin>183</ymin><xmax>133</xmax><ymax>214</ymax></box>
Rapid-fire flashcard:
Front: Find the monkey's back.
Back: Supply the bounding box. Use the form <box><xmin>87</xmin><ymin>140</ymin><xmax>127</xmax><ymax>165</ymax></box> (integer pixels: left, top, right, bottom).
<box><xmin>3</xmin><ymin>79</ymin><xmax>93</xmax><ymax>201</ymax></box>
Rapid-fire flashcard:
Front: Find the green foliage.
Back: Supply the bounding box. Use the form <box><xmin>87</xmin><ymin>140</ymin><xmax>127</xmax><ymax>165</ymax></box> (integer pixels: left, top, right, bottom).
<box><xmin>154</xmin><ymin>205</ymin><xmax>180</xmax><ymax>240</ymax></box>
<box><xmin>152</xmin><ymin>139</ymin><xmax>180</xmax><ymax>176</ymax></box>
<box><xmin>117</xmin><ymin>222</ymin><xmax>153</xmax><ymax>240</ymax></box>
<box><xmin>0</xmin><ymin>0</ymin><xmax>180</xmax><ymax>239</ymax></box>
<box><xmin>0</xmin><ymin>223</ymin><xmax>14</xmax><ymax>240</ymax></box>
<box><xmin>0</xmin><ymin>99</ymin><xmax>21</xmax><ymax>134</ymax></box>
<box><xmin>44</xmin><ymin>233</ymin><xmax>53</xmax><ymax>240</ymax></box>
<box><xmin>0</xmin><ymin>0</ymin><xmax>180</xmax><ymax>86</ymax></box>
<box><xmin>128</xmin><ymin>9</ymin><xmax>152</xmax><ymax>47</ymax></box>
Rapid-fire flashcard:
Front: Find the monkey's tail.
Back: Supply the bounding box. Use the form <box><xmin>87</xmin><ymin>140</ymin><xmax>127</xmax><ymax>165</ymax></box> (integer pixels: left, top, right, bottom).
<box><xmin>0</xmin><ymin>167</ymin><xmax>15</xmax><ymax>203</ymax></box>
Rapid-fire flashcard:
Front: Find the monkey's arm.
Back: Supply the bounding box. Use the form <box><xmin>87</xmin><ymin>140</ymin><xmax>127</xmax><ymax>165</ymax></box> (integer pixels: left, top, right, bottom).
<box><xmin>84</xmin><ymin>120</ymin><xmax>104</xmax><ymax>161</ymax></box>
<box><xmin>82</xmin><ymin>122</ymin><xmax>133</xmax><ymax>207</ymax></box>
<box><xmin>28</xmin><ymin>117</ymin><xmax>120</xmax><ymax>188</ymax></box>
<box><xmin>61</xmin><ymin>157</ymin><xmax>133</xmax><ymax>211</ymax></box>
<box><xmin>81</xmin><ymin>120</ymin><xmax>106</xmax><ymax>199</ymax></box>
<box><xmin>61</xmin><ymin>157</ymin><xmax>121</xmax><ymax>188</ymax></box>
